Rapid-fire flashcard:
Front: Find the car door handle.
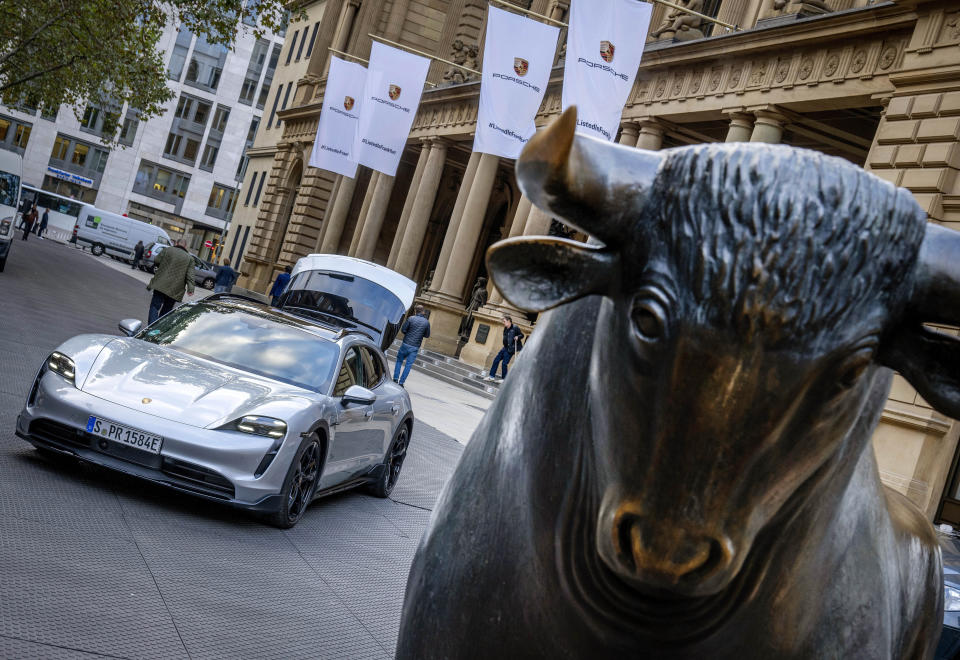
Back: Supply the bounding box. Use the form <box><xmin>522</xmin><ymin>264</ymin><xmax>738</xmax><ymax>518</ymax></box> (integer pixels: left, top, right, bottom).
<box><xmin>391</xmin><ymin>404</ymin><xmax>400</xmax><ymax>415</ymax></box>
<box><xmin>364</xmin><ymin>409</ymin><xmax>374</xmax><ymax>418</ymax></box>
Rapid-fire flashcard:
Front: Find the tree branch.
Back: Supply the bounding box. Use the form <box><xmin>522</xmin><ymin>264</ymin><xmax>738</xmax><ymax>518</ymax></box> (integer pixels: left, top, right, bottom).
<box><xmin>0</xmin><ymin>10</ymin><xmax>72</xmax><ymax>70</ymax></box>
<box><xmin>0</xmin><ymin>55</ymin><xmax>86</xmax><ymax>93</ymax></box>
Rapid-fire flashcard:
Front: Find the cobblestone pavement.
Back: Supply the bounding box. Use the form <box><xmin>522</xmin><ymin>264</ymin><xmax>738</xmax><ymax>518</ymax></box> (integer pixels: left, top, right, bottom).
<box><xmin>0</xmin><ymin>238</ymin><xmax>465</xmax><ymax>659</ymax></box>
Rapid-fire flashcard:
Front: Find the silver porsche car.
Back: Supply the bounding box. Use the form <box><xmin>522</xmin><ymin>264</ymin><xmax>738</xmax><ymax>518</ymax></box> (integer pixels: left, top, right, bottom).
<box><xmin>17</xmin><ymin>255</ymin><xmax>416</xmax><ymax>528</ymax></box>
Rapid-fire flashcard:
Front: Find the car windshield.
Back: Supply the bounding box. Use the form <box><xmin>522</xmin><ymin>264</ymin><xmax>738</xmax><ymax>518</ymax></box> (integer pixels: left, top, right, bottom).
<box><xmin>0</xmin><ymin>171</ymin><xmax>19</xmax><ymax>208</ymax></box>
<box><xmin>139</xmin><ymin>303</ymin><xmax>340</xmax><ymax>392</ymax></box>
<box><xmin>281</xmin><ymin>270</ymin><xmax>406</xmax><ymax>336</ymax></box>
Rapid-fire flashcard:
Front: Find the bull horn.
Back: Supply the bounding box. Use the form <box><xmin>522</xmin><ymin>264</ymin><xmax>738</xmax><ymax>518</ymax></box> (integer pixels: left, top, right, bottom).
<box><xmin>516</xmin><ymin>105</ymin><xmax>664</xmax><ymax>245</ymax></box>
<box><xmin>912</xmin><ymin>223</ymin><xmax>960</xmax><ymax>325</ymax></box>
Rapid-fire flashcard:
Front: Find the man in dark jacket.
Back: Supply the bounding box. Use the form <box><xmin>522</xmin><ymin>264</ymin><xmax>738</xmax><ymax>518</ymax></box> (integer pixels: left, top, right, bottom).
<box><xmin>36</xmin><ymin>208</ymin><xmax>49</xmax><ymax>238</ymax></box>
<box><xmin>146</xmin><ymin>240</ymin><xmax>195</xmax><ymax>324</ymax></box>
<box><xmin>132</xmin><ymin>240</ymin><xmax>145</xmax><ymax>269</ymax></box>
<box><xmin>269</xmin><ymin>265</ymin><xmax>292</xmax><ymax>306</ymax></box>
<box><xmin>486</xmin><ymin>315</ymin><xmax>523</xmax><ymax>381</ymax></box>
<box><xmin>213</xmin><ymin>258</ymin><xmax>238</xmax><ymax>293</ymax></box>
<box><xmin>393</xmin><ymin>305</ymin><xmax>431</xmax><ymax>386</ymax></box>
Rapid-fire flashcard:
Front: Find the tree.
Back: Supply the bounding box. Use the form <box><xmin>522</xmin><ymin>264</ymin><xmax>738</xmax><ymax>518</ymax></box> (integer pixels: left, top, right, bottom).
<box><xmin>0</xmin><ymin>0</ymin><xmax>293</xmax><ymax>144</ymax></box>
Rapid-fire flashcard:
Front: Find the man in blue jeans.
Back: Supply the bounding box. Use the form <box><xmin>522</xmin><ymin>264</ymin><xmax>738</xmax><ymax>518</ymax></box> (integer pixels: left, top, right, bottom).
<box><xmin>393</xmin><ymin>305</ymin><xmax>431</xmax><ymax>386</ymax></box>
<box><xmin>485</xmin><ymin>316</ymin><xmax>523</xmax><ymax>381</ymax></box>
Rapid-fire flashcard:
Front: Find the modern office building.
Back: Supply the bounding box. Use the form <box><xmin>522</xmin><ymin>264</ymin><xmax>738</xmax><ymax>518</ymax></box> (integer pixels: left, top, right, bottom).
<box><xmin>234</xmin><ymin>0</ymin><xmax>960</xmax><ymax>525</ymax></box>
<box><xmin>223</xmin><ymin>0</ymin><xmax>329</xmax><ymax>273</ymax></box>
<box><xmin>0</xmin><ymin>14</ymin><xmax>285</xmax><ymax>260</ymax></box>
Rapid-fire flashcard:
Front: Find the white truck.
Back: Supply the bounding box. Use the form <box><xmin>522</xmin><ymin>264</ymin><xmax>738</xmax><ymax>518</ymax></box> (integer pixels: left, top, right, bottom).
<box><xmin>0</xmin><ymin>150</ymin><xmax>22</xmax><ymax>272</ymax></box>
<box><xmin>75</xmin><ymin>206</ymin><xmax>171</xmax><ymax>261</ymax></box>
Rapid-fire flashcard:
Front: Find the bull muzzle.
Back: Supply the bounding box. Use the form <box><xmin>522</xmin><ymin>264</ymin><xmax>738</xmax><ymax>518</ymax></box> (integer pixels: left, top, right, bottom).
<box><xmin>601</xmin><ymin>503</ymin><xmax>735</xmax><ymax>594</ymax></box>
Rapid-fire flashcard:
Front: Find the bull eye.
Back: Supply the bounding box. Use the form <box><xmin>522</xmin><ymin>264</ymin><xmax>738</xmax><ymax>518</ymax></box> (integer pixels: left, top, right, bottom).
<box><xmin>834</xmin><ymin>348</ymin><xmax>874</xmax><ymax>392</ymax></box>
<box><xmin>631</xmin><ymin>299</ymin><xmax>667</xmax><ymax>341</ymax></box>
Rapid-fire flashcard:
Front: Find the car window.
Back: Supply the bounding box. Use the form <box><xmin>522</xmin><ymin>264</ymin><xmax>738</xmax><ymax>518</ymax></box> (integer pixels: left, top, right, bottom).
<box><xmin>361</xmin><ymin>348</ymin><xmax>384</xmax><ymax>389</ymax></box>
<box><xmin>333</xmin><ymin>347</ymin><xmax>364</xmax><ymax>397</ymax></box>
<box><xmin>156</xmin><ymin>236</ymin><xmax>171</xmax><ymax>246</ymax></box>
<box><xmin>140</xmin><ymin>302</ymin><xmax>340</xmax><ymax>392</ymax></box>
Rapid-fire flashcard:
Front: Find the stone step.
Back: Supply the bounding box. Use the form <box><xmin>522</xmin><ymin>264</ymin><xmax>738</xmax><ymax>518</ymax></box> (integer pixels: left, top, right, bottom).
<box><xmin>386</xmin><ymin>343</ymin><xmax>503</xmax><ymax>398</ymax></box>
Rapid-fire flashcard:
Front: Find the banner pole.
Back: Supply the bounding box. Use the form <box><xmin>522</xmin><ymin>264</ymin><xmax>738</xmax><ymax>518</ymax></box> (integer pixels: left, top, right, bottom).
<box><xmin>488</xmin><ymin>0</ymin><xmax>567</xmax><ymax>25</ymax></box>
<box><xmin>489</xmin><ymin>0</ymin><xmax>737</xmax><ymax>33</ymax></box>
<box><xmin>328</xmin><ymin>47</ymin><xmax>437</xmax><ymax>87</ymax></box>
<box><xmin>368</xmin><ymin>33</ymin><xmax>482</xmax><ymax>77</ymax></box>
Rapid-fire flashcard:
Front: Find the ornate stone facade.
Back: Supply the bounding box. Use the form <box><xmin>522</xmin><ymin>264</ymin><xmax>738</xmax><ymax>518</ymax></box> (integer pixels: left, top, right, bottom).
<box><xmin>232</xmin><ymin>0</ymin><xmax>960</xmax><ymax>523</ymax></box>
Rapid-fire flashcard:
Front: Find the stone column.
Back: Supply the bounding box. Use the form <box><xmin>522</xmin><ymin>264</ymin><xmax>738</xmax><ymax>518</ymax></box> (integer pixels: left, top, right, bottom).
<box><xmin>314</xmin><ymin>176</ymin><xmax>342</xmax><ymax>251</ymax></box>
<box><xmin>636</xmin><ymin>119</ymin><xmax>666</xmax><ymax>150</ymax></box>
<box><xmin>355</xmin><ymin>173</ymin><xmax>396</xmax><ymax>261</ymax></box>
<box><xmin>348</xmin><ymin>171</ymin><xmax>379</xmax><ymax>256</ymax></box>
<box><xmin>525</xmin><ymin>205</ymin><xmax>553</xmax><ymax>236</ymax></box>
<box><xmin>724</xmin><ymin>111</ymin><xmax>755</xmax><ymax>142</ymax></box>
<box><xmin>334</xmin><ymin>2</ymin><xmax>360</xmax><ymax>52</ymax></box>
<box><xmin>489</xmin><ymin>195</ymin><xmax>533</xmax><ymax>305</ymax></box>
<box><xmin>438</xmin><ymin>153</ymin><xmax>500</xmax><ymax>298</ymax></box>
<box><xmin>388</xmin><ymin>142</ymin><xmax>431</xmax><ymax>268</ymax></box>
<box><xmin>430</xmin><ymin>150</ymin><xmax>482</xmax><ymax>290</ymax></box>
<box><xmin>319</xmin><ymin>175</ymin><xmax>357</xmax><ymax>253</ymax></box>
<box><xmin>750</xmin><ymin>108</ymin><xmax>788</xmax><ymax>143</ymax></box>
<box><xmin>396</xmin><ymin>139</ymin><xmax>449</xmax><ymax>278</ymax></box>
<box><xmin>619</xmin><ymin>121</ymin><xmax>640</xmax><ymax>147</ymax></box>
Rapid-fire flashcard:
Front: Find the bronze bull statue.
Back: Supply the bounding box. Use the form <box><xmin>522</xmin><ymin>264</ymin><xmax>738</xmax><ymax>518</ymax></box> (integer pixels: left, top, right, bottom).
<box><xmin>396</xmin><ymin>107</ymin><xmax>953</xmax><ymax>658</ymax></box>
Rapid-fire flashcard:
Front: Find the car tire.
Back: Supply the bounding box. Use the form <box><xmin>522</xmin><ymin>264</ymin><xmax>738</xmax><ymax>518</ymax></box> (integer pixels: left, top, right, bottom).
<box><xmin>202</xmin><ymin>277</ymin><xmax>215</xmax><ymax>290</ymax></box>
<box><xmin>0</xmin><ymin>254</ymin><xmax>6</xmax><ymax>272</ymax></box>
<box><xmin>90</xmin><ymin>243</ymin><xmax>104</xmax><ymax>256</ymax></box>
<box><xmin>264</xmin><ymin>434</ymin><xmax>323</xmax><ymax>529</ymax></box>
<box><xmin>368</xmin><ymin>423</ymin><xmax>410</xmax><ymax>499</ymax></box>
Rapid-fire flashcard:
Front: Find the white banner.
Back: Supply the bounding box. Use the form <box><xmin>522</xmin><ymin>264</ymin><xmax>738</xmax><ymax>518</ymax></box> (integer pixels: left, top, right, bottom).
<box><xmin>309</xmin><ymin>57</ymin><xmax>367</xmax><ymax>178</ymax></box>
<box><xmin>473</xmin><ymin>6</ymin><xmax>559</xmax><ymax>159</ymax></box>
<box><xmin>561</xmin><ymin>0</ymin><xmax>652</xmax><ymax>142</ymax></box>
<box><xmin>354</xmin><ymin>42</ymin><xmax>431</xmax><ymax>176</ymax></box>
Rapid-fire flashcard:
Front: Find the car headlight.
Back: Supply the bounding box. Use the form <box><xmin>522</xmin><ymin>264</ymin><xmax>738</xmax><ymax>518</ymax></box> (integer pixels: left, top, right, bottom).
<box><xmin>46</xmin><ymin>352</ymin><xmax>76</xmax><ymax>384</ymax></box>
<box><xmin>0</xmin><ymin>217</ymin><xmax>11</xmax><ymax>235</ymax></box>
<box><xmin>233</xmin><ymin>415</ymin><xmax>287</xmax><ymax>439</ymax></box>
<box><xmin>946</xmin><ymin>586</ymin><xmax>960</xmax><ymax>612</ymax></box>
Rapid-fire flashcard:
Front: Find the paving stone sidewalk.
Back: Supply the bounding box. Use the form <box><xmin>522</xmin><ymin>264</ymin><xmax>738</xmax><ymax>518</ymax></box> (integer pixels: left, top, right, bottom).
<box><xmin>0</xmin><ymin>238</ymin><xmax>464</xmax><ymax>659</ymax></box>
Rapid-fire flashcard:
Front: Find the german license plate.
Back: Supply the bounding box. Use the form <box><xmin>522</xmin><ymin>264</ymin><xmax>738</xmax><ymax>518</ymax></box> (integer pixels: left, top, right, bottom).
<box><xmin>86</xmin><ymin>416</ymin><xmax>163</xmax><ymax>454</ymax></box>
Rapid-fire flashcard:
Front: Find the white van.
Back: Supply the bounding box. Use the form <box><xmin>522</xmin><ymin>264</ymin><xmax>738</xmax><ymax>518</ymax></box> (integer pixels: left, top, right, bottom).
<box><xmin>75</xmin><ymin>206</ymin><xmax>171</xmax><ymax>260</ymax></box>
<box><xmin>0</xmin><ymin>150</ymin><xmax>22</xmax><ymax>272</ymax></box>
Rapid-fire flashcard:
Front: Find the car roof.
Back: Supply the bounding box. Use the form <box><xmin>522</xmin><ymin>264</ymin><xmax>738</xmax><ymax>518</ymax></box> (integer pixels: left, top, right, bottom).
<box><xmin>199</xmin><ymin>295</ymin><xmax>376</xmax><ymax>346</ymax></box>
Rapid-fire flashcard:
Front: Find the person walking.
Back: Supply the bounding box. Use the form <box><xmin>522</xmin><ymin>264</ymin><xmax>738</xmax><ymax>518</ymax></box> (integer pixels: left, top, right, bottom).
<box><xmin>146</xmin><ymin>239</ymin><xmax>195</xmax><ymax>324</ymax></box>
<box><xmin>485</xmin><ymin>316</ymin><xmax>523</xmax><ymax>381</ymax></box>
<box><xmin>393</xmin><ymin>305</ymin><xmax>431</xmax><ymax>387</ymax></box>
<box><xmin>131</xmin><ymin>240</ymin><xmax>145</xmax><ymax>269</ymax></box>
<box><xmin>269</xmin><ymin>265</ymin><xmax>292</xmax><ymax>306</ymax></box>
<box><xmin>36</xmin><ymin>208</ymin><xmax>49</xmax><ymax>239</ymax></box>
<box><xmin>213</xmin><ymin>257</ymin><xmax>238</xmax><ymax>293</ymax></box>
<box><xmin>20</xmin><ymin>204</ymin><xmax>37</xmax><ymax>240</ymax></box>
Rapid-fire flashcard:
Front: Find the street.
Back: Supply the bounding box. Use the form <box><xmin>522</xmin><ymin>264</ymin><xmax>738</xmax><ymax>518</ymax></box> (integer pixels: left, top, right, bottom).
<box><xmin>0</xmin><ymin>238</ymin><xmax>470</xmax><ymax>659</ymax></box>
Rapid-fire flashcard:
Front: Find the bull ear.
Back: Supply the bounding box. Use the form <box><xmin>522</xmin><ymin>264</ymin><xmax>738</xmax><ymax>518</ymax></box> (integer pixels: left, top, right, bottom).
<box><xmin>879</xmin><ymin>325</ymin><xmax>960</xmax><ymax>420</ymax></box>
<box><xmin>486</xmin><ymin>236</ymin><xmax>615</xmax><ymax>312</ymax></box>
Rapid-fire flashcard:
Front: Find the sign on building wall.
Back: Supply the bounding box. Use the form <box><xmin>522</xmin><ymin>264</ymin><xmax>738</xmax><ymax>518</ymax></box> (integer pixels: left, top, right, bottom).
<box><xmin>309</xmin><ymin>57</ymin><xmax>368</xmax><ymax>178</ymax></box>
<box><xmin>46</xmin><ymin>166</ymin><xmax>93</xmax><ymax>188</ymax></box>
<box><xmin>354</xmin><ymin>41</ymin><xmax>430</xmax><ymax>177</ymax></box>
<box><xmin>561</xmin><ymin>0</ymin><xmax>652</xmax><ymax>142</ymax></box>
<box><xmin>473</xmin><ymin>6</ymin><xmax>560</xmax><ymax>160</ymax></box>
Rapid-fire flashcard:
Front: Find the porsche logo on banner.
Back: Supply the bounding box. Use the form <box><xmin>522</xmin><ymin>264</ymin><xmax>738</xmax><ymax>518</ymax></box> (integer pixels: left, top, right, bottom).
<box><xmin>562</xmin><ymin>0</ymin><xmax>652</xmax><ymax>142</ymax></box>
<box><xmin>308</xmin><ymin>56</ymin><xmax>367</xmax><ymax>178</ymax></box>
<box><xmin>600</xmin><ymin>40</ymin><xmax>615</xmax><ymax>63</ymax></box>
<box><xmin>473</xmin><ymin>6</ymin><xmax>559</xmax><ymax>160</ymax></box>
<box><xmin>389</xmin><ymin>84</ymin><xmax>402</xmax><ymax>100</ymax></box>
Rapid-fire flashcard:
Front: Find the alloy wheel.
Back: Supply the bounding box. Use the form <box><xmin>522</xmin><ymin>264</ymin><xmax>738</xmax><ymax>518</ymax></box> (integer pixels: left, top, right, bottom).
<box><xmin>387</xmin><ymin>427</ymin><xmax>409</xmax><ymax>491</ymax></box>
<box><xmin>287</xmin><ymin>441</ymin><xmax>320</xmax><ymax>520</ymax></box>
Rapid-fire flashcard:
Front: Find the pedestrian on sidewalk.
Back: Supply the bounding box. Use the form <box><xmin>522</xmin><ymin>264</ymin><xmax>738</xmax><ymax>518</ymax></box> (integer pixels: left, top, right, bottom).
<box><xmin>269</xmin><ymin>265</ymin><xmax>292</xmax><ymax>306</ymax></box>
<box><xmin>146</xmin><ymin>238</ymin><xmax>195</xmax><ymax>324</ymax></box>
<box><xmin>213</xmin><ymin>257</ymin><xmax>238</xmax><ymax>293</ymax></box>
<box><xmin>20</xmin><ymin>204</ymin><xmax>37</xmax><ymax>240</ymax></box>
<box><xmin>36</xmin><ymin>208</ymin><xmax>49</xmax><ymax>239</ymax></box>
<box><xmin>393</xmin><ymin>305</ymin><xmax>431</xmax><ymax>387</ymax></box>
<box><xmin>485</xmin><ymin>316</ymin><xmax>523</xmax><ymax>382</ymax></box>
<box><xmin>132</xmin><ymin>240</ymin><xmax>144</xmax><ymax>269</ymax></box>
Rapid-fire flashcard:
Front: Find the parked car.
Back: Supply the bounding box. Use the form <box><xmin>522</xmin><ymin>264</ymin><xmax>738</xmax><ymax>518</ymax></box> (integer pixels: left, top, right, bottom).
<box><xmin>938</xmin><ymin>531</ymin><xmax>960</xmax><ymax>659</ymax></box>
<box><xmin>16</xmin><ymin>256</ymin><xmax>417</xmax><ymax>528</ymax></box>
<box><xmin>140</xmin><ymin>243</ymin><xmax>218</xmax><ymax>289</ymax></box>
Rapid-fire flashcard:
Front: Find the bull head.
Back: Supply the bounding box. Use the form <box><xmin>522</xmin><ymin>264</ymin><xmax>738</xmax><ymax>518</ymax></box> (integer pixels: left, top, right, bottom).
<box><xmin>488</xmin><ymin>106</ymin><xmax>960</xmax><ymax>599</ymax></box>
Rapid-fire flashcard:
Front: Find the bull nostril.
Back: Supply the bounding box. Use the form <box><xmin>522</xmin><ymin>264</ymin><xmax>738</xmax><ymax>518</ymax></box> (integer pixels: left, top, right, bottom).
<box><xmin>611</xmin><ymin>513</ymin><xmax>730</xmax><ymax>584</ymax></box>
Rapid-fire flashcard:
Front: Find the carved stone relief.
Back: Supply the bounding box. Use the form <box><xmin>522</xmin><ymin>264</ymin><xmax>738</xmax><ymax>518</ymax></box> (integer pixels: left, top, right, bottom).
<box><xmin>939</xmin><ymin>10</ymin><xmax>960</xmax><ymax>44</ymax></box>
<box><xmin>850</xmin><ymin>49</ymin><xmax>867</xmax><ymax>74</ymax></box>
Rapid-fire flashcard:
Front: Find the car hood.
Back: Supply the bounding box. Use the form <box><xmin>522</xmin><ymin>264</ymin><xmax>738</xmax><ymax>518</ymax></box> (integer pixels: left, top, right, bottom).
<box><xmin>81</xmin><ymin>338</ymin><xmax>313</xmax><ymax>428</ymax></box>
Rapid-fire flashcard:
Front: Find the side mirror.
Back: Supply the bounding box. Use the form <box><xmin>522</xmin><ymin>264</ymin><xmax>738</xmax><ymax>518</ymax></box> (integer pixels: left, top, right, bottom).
<box><xmin>341</xmin><ymin>385</ymin><xmax>376</xmax><ymax>406</ymax></box>
<box><xmin>118</xmin><ymin>319</ymin><xmax>143</xmax><ymax>336</ymax></box>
